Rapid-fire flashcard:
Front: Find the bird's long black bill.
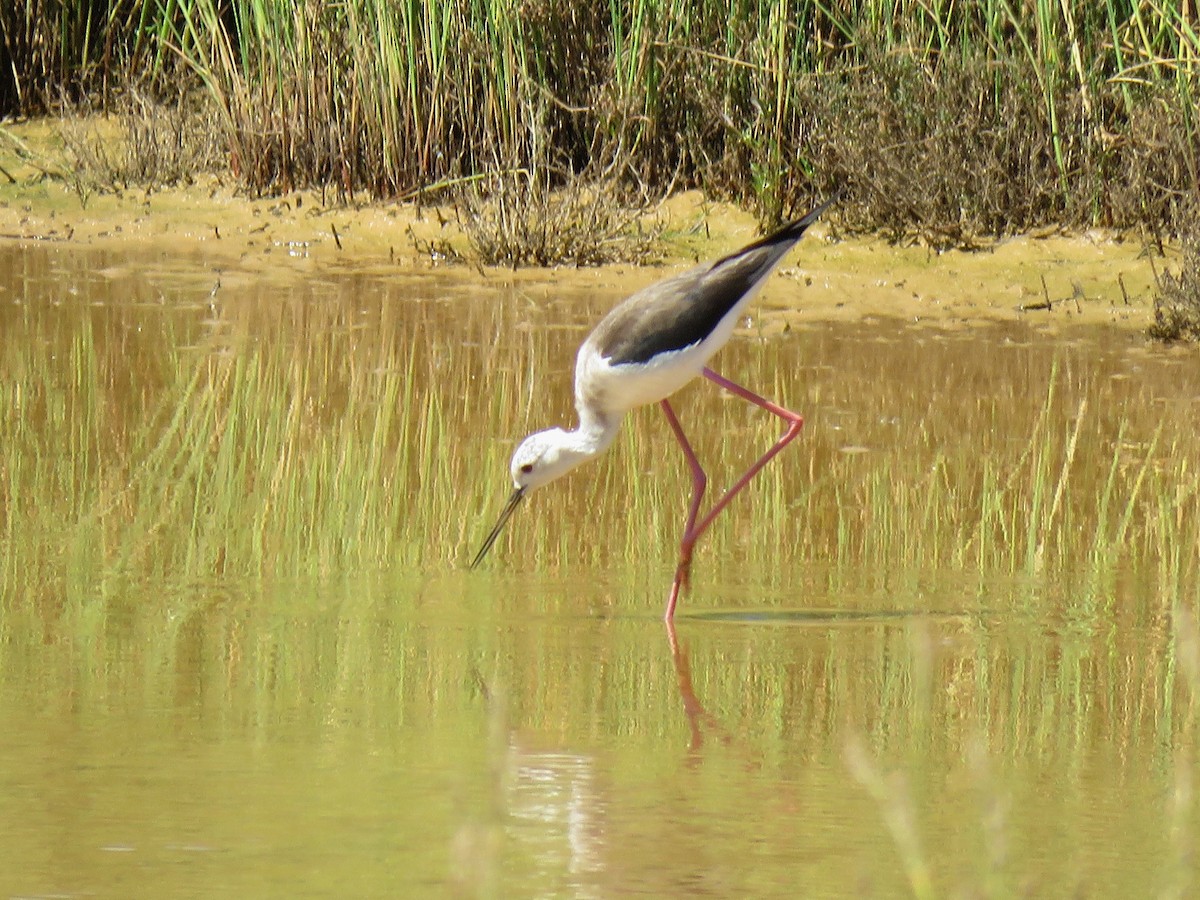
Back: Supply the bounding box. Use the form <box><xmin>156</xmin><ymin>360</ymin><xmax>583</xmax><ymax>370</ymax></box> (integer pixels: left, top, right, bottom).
<box><xmin>470</xmin><ymin>487</ymin><xmax>525</xmax><ymax>569</ymax></box>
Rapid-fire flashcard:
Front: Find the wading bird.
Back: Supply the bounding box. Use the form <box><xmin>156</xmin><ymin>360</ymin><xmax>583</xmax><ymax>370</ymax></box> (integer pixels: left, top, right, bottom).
<box><xmin>471</xmin><ymin>196</ymin><xmax>835</xmax><ymax>619</ymax></box>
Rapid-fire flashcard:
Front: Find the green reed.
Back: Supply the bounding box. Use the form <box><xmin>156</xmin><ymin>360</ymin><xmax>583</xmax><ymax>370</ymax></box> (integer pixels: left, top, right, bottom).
<box><xmin>5</xmin><ymin>2</ymin><xmax>1200</xmax><ymax>238</ymax></box>
<box><xmin>0</xmin><ymin>0</ymin><xmax>155</xmax><ymax>112</ymax></box>
<box><xmin>72</xmin><ymin>3</ymin><xmax>1200</xmax><ymax>223</ymax></box>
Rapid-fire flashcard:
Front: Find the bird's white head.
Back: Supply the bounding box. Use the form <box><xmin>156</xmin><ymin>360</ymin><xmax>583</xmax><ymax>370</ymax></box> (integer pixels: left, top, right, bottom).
<box><xmin>510</xmin><ymin>427</ymin><xmax>592</xmax><ymax>491</ymax></box>
<box><xmin>470</xmin><ymin>426</ymin><xmax>600</xmax><ymax>570</ymax></box>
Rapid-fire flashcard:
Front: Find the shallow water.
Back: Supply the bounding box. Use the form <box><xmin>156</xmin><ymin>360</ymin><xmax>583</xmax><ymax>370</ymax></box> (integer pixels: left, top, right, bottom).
<box><xmin>1</xmin><ymin>242</ymin><xmax>1198</xmax><ymax>897</ymax></box>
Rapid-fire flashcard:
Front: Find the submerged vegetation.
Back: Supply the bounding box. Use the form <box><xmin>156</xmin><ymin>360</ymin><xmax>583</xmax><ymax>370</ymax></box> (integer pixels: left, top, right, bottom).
<box><xmin>2</xmin><ymin>1</ymin><xmax>1200</xmax><ymax>245</ymax></box>
<box><xmin>2</xmin><ymin>251</ymin><xmax>1197</xmax><ymax>604</ymax></box>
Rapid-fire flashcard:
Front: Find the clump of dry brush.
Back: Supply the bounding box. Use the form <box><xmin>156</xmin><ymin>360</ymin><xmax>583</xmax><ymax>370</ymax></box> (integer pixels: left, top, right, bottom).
<box><xmin>460</xmin><ymin>165</ymin><xmax>661</xmax><ymax>268</ymax></box>
<box><xmin>1150</xmin><ymin>232</ymin><xmax>1200</xmax><ymax>343</ymax></box>
<box><xmin>59</xmin><ymin>88</ymin><xmax>225</xmax><ymax>192</ymax></box>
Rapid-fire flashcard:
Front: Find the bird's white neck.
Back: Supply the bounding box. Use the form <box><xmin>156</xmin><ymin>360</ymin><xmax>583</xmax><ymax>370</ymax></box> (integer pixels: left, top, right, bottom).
<box><xmin>509</xmin><ymin>408</ymin><xmax>623</xmax><ymax>492</ymax></box>
<box><xmin>547</xmin><ymin>408</ymin><xmax>621</xmax><ymax>480</ymax></box>
<box><xmin>573</xmin><ymin>405</ymin><xmax>621</xmax><ymax>459</ymax></box>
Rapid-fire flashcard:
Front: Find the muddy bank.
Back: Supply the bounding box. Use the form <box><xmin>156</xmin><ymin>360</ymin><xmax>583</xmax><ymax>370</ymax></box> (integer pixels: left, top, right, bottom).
<box><xmin>0</xmin><ymin>123</ymin><xmax>1161</xmax><ymax>333</ymax></box>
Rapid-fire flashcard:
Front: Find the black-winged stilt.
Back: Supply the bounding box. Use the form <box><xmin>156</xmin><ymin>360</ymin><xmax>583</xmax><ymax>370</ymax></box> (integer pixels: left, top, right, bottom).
<box><xmin>471</xmin><ymin>196</ymin><xmax>836</xmax><ymax>619</ymax></box>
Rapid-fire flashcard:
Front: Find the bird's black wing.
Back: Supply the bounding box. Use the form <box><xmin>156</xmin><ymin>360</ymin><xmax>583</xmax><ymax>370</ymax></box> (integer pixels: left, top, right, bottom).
<box><xmin>597</xmin><ymin>196</ymin><xmax>836</xmax><ymax>366</ymax></box>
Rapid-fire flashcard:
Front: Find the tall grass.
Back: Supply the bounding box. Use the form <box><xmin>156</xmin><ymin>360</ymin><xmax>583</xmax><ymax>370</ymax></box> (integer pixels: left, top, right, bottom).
<box><xmin>166</xmin><ymin>0</ymin><xmax>551</xmax><ymax>198</ymax></box>
<box><xmin>0</xmin><ymin>0</ymin><xmax>161</xmax><ymax>111</ymax></box>
<box><xmin>7</xmin><ymin>1</ymin><xmax>1198</xmax><ymax>239</ymax></box>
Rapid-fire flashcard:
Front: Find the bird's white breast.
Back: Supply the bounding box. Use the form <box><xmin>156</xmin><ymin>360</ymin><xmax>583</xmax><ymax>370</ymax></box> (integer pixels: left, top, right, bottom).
<box><xmin>576</xmin><ymin>324</ymin><xmax>730</xmax><ymax>416</ymax></box>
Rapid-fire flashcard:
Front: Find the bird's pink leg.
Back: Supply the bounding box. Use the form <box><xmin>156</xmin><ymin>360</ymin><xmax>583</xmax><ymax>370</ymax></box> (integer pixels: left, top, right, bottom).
<box><xmin>692</xmin><ymin>366</ymin><xmax>806</xmax><ymax>536</ymax></box>
<box><xmin>659</xmin><ymin>367</ymin><xmax>805</xmax><ymax>620</ymax></box>
<box><xmin>660</xmin><ymin>399</ymin><xmax>706</xmax><ymax>620</ymax></box>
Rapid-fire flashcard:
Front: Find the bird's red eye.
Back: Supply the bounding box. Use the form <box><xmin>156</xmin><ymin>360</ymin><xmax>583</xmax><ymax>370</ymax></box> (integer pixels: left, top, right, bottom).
<box><xmin>520</xmin><ymin>463</ymin><xmax>534</xmax><ymax>474</ymax></box>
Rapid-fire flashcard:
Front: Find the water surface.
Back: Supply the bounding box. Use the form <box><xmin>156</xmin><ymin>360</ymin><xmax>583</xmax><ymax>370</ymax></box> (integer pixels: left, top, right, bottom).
<box><xmin>1</xmin><ymin>243</ymin><xmax>1198</xmax><ymax>897</ymax></box>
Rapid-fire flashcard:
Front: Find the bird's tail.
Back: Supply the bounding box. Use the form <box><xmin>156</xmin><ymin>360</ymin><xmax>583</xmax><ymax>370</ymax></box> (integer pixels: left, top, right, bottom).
<box><xmin>712</xmin><ymin>191</ymin><xmax>838</xmax><ymax>268</ymax></box>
